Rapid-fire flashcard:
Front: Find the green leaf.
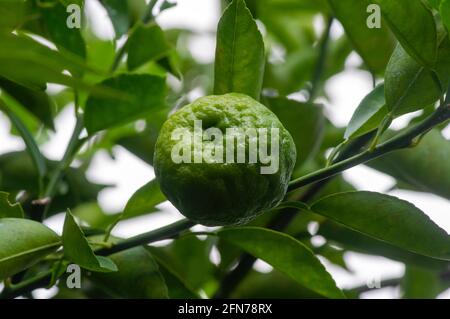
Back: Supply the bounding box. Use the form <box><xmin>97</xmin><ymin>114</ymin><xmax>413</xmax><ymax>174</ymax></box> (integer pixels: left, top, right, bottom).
<box><xmin>40</xmin><ymin>2</ymin><xmax>87</xmax><ymax>60</ymax></box>
<box><xmin>368</xmin><ymin>130</ymin><xmax>450</xmax><ymax>201</ymax></box>
<box><xmin>148</xmin><ymin>236</ymin><xmax>216</xmax><ymax>291</ymax></box>
<box><xmin>218</xmin><ymin>227</ymin><xmax>345</xmax><ymax>299</ymax></box>
<box><xmin>327</xmin><ymin>0</ymin><xmax>395</xmax><ymax>73</ymax></box>
<box><xmin>0</xmin><ymin>32</ymin><xmax>119</xmax><ymax>97</ymax></box>
<box><xmin>0</xmin><ymin>218</ymin><xmax>60</xmax><ymax>280</ymax></box>
<box><xmin>0</xmin><ymin>97</ymin><xmax>47</xmax><ymax>180</ymax></box>
<box><xmin>0</xmin><ymin>77</ymin><xmax>54</xmax><ymax>129</ymax></box>
<box><xmin>214</xmin><ymin>0</ymin><xmax>265</xmax><ymax>99</ymax></box>
<box><xmin>385</xmin><ymin>37</ymin><xmax>450</xmax><ymax>115</ymax></box>
<box><xmin>127</xmin><ymin>22</ymin><xmax>171</xmax><ymax>71</ymax></box>
<box><xmin>0</xmin><ymin>192</ymin><xmax>24</xmax><ymax>218</ymax></box>
<box><xmin>265</xmin><ymin>98</ymin><xmax>325</xmax><ymax>167</ymax></box>
<box><xmin>123</xmin><ymin>179</ymin><xmax>166</xmax><ymax>219</ymax></box>
<box><xmin>147</xmin><ymin>247</ymin><xmax>199</xmax><ymax>299</ymax></box>
<box><xmin>401</xmin><ymin>265</ymin><xmax>442</xmax><ymax>298</ymax></box>
<box><xmin>441</xmin><ymin>0</ymin><xmax>450</xmax><ymax>33</ymax></box>
<box><xmin>62</xmin><ymin>211</ymin><xmax>117</xmax><ymax>272</ymax></box>
<box><xmin>101</xmin><ymin>0</ymin><xmax>130</xmax><ymax>38</ymax></box>
<box><xmin>319</xmin><ymin>221</ymin><xmax>449</xmax><ymax>269</ymax></box>
<box><xmin>84</xmin><ymin>74</ymin><xmax>167</xmax><ymax>134</ymax></box>
<box><xmin>89</xmin><ymin>247</ymin><xmax>168</xmax><ymax>298</ymax></box>
<box><xmin>0</xmin><ymin>0</ymin><xmax>32</xmax><ymax>30</ymax></box>
<box><xmin>311</xmin><ymin>191</ymin><xmax>450</xmax><ymax>260</ymax></box>
<box><xmin>426</xmin><ymin>0</ymin><xmax>442</xmax><ymax>9</ymax></box>
<box><xmin>345</xmin><ymin>84</ymin><xmax>388</xmax><ymax>139</ymax></box>
<box><xmin>374</xmin><ymin>0</ymin><xmax>437</xmax><ymax>67</ymax></box>
<box><xmin>231</xmin><ymin>270</ymin><xmax>325</xmax><ymax>299</ymax></box>
<box><xmin>0</xmin><ymin>151</ymin><xmax>106</xmax><ymax>217</ymax></box>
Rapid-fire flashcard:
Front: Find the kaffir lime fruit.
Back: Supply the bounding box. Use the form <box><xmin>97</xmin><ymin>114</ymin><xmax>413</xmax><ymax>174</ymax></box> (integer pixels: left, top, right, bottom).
<box><xmin>154</xmin><ymin>93</ymin><xmax>296</xmax><ymax>226</ymax></box>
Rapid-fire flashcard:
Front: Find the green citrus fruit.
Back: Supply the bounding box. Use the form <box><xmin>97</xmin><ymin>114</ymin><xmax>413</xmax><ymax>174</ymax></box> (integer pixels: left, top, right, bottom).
<box><xmin>154</xmin><ymin>93</ymin><xmax>296</xmax><ymax>226</ymax></box>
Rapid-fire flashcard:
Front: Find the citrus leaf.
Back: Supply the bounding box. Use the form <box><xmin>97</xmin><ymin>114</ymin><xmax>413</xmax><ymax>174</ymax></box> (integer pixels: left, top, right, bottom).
<box><xmin>311</xmin><ymin>191</ymin><xmax>450</xmax><ymax>260</ymax></box>
<box><xmin>318</xmin><ymin>221</ymin><xmax>449</xmax><ymax>269</ymax></box>
<box><xmin>123</xmin><ymin>179</ymin><xmax>166</xmax><ymax>219</ymax></box>
<box><xmin>218</xmin><ymin>227</ymin><xmax>345</xmax><ymax>299</ymax></box>
<box><xmin>441</xmin><ymin>0</ymin><xmax>450</xmax><ymax>34</ymax></box>
<box><xmin>0</xmin><ymin>77</ymin><xmax>55</xmax><ymax>129</ymax></box>
<box><xmin>374</xmin><ymin>0</ymin><xmax>437</xmax><ymax>67</ymax></box>
<box><xmin>402</xmin><ymin>265</ymin><xmax>443</xmax><ymax>298</ymax></box>
<box><xmin>127</xmin><ymin>22</ymin><xmax>171</xmax><ymax>71</ymax></box>
<box><xmin>368</xmin><ymin>130</ymin><xmax>450</xmax><ymax>201</ymax></box>
<box><xmin>0</xmin><ymin>97</ymin><xmax>47</xmax><ymax>180</ymax></box>
<box><xmin>84</xmin><ymin>74</ymin><xmax>167</xmax><ymax>134</ymax></box>
<box><xmin>0</xmin><ymin>192</ymin><xmax>24</xmax><ymax>218</ymax></box>
<box><xmin>214</xmin><ymin>0</ymin><xmax>265</xmax><ymax>100</ymax></box>
<box><xmin>385</xmin><ymin>37</ymin><xmax>450</xmax><ymax>115</ymax></box>
<box><xmin>0</xmin><ymin>218</ymin><xmax>60</xmax><ymax>280</ymax></box>
<box><xmin>265</xmin><ymin>98</ymin><xmax>325</xmax><ymax>167</ymax></box>
<box><xmin>345</xmin><ymin>84</ymin><xmax>388</xmax><ymax>139</ymax></box>
<box><xmin>101</xmin><ymin>0</ymin><xmax>130</xmax><ymax>38</ymax></box>
<box><xmin>327</xmin><ymin>0</ymin><xmax>395</xmax><ymax>73</ymax></box>
<box><xmin>89</xmin><ymin>247</ymin><xmax>168</xmax><ymax>298</ymax></box>
<box><xmin>62</xmin><ymin>211</ymin><xmax>117</xmax><ymax>273</ymax></box>
<box><xmin>40</xmin><ymin>1</ymin><xmax>87</xmax><ymax>60</ymax></box>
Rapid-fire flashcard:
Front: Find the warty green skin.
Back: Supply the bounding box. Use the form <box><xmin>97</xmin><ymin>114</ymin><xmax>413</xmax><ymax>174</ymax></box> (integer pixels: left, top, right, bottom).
<box><xmin>154</xmin><ymin>93</ymin><xmax>296</xmax><ymax>226</ymax></box>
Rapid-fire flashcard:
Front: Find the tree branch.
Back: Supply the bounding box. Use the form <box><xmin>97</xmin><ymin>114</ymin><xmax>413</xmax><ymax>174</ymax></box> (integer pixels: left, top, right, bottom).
<box><xmin>288</xmin><ymin>104</ymin><xmax>450</xmax><ymax>192</ymax></box>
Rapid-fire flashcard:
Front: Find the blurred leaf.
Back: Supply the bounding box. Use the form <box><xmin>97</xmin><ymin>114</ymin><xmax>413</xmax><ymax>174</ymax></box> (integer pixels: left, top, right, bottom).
<box><xmin>314</xmin><ymin>244</ymin><xmax>349</xmax><ymax>271</ymax></box>
<box><xmin>385</xmin><ymin>37</ymin><xmax>450</xmax><ymax>115</ymax></box>
<box><xmin>0</xmin><ymin>77</ymin><xmax>54</xmax><ymax>129</ymax></box>
<box><xmin>402</xmin><ymin>265</ymin><xmax>442</xmax><ymax>298</ymax></box>
<box><xmin>328</xmin><ymin>0</ymin><xmax>395</xmax><ymax>73</ymax></box>
<box><xmin>425</xmin><ymin>0</ymin><xmax>442</xmax><ymax>9</ymax></box>
<box><xmin>89</xmin><ymin>247</ymin><xmax>168</xmax><ymax>298</ymax></box>
<box><xmin>0</xmin><ymin>0</ymin><xmax>33</xmax><ymax>30</ymax></box>
<box><xmin>214</xmin><ymin>0</ymin><xmax>265</xmax><ymax>100</ymax></box>
<box><xmin>319</xmin><ymin>221</ymin><xmax>449</xmax><ymax>269</ymax></box>
<box><xmin>0</xmin><ymin>32</ymin><xmax>120</xmax><ymax>97</ymax></box>
<box><xmin>345</xmin><ymin>84</ymin><xmax>388</xmax><ymax>139</ymax></box>
<box><xmin>265</xmin><ymin>97</ymin><xmax>325</xmax><ymax>167</ymax></box>
<box><xmin>374</xmin><ymin>0</ymin><xmax>437</xmax><ymax>67</ymax></box>
<box><xmin>149</xmin><ymin>236</ymin><xmax>215</xmax><ymax>291</ymax></box>
<box><xmin>148</xmin><ymin>247</ymin><xmax>199</xmax><ymax>298</ymax></box>
<box><xmin>231</xmin><ymin>270</ymin><xmax>324</xmax><ymax>298</ymax></box>
<box><xmin>311</xmin><ymin>191</ymin><xmax>450</xmax><ymax>260</ymax></box>
<box><xmin>84</xmin><ymin>74</ymin><xmax>167</xmax><ymax>134</ymax></box>
<box><xmin>368</xmin><ymin>130</ymin><xmax>450</xmax><ymax>200</ymax></box>
<box><xmin>0</xmin><ymin>218</ymin><xmax>60</xmax><ymax>280</ymax></box>
<box><xmin>101</xmin><ymin>0</ymin><xmax>130</xmax><ymax>38</ymax></box>
<box><xmin>218</xmin><ymin>227</ymin><xmax>345</xmax><ymax>298</ymax></box>
<box><xmin>71</xmin><ymin>202</ymin><xmax>118</xmax><ymax>230</ymax></box>
<box><xmin>441</xmin><ymin>0</ymin><xmax>450</xmax><ymax>33</ymax></box>
<box><xmin>0</xmin><ymin>192</ymin><xmax>24</xmax><ymax>218</ymax></box>
<box><xmin>62</xmin><ymin>211</ymin><xmax>117</xmax><ymax>272</ymax></box>
<box><xmin>127</xmin><ymin>22</ymin><xmax>171</xmax><ymax>71</ymax></box>
<box><xmin>0</xmin><ymin>98</ymin><xmax>47</xmax><ymax>180</ymax></box>
<box><xmin>40</xmin><ymin>1</ymin><xmax>87</xmax><ymax>60</ymax></box>
<box><xmin>123</xmin><ymin>179</ymin><xmax>166</xmax><ymax>219</ymax></box>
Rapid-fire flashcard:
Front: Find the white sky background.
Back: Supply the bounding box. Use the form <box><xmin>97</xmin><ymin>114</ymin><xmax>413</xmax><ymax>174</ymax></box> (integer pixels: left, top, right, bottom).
<box><xmin>0</xmin><ymin>0</ymin><xmax>449</xmax><ymax>299</ymax></box>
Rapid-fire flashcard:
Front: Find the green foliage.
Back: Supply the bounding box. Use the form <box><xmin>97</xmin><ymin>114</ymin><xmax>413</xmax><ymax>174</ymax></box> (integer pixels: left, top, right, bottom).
<box><xmin>311</xmin><ymin>192</ymin><xmax>450</xmax><ymax>260</ymax></box>
<box><xmin>218</xmin><ymin>227</ymin><xmax>345</xmax><ymax>298</ymax></box>
<box><xmin>62</xmin><ymin>211</ymin><xmax>117</xmax><ymax>272</ymax></box>
<box><xmin>0</xmin><ymin>218</ymin><xmax>60</xmax><ymax>280</ymax></box>
<box><xmin>214</xmin><ymin>0</ymin><xmax>265</xmax><ymax>99</ymax></box>
<box><xmin>0</xmin><ymin>0</ymin><xmax>449</xmax><ymax>300</ymax></box>
<box><xmin>84</xmin><ymin>74</ymin><xmax>167</xmax><ymax>134</ymax></box>
<box><xmin>328</xmin><ymin>0</ymin><xmax>394</xmax><ymax>73</ymax></box>
<box><xmin>0</xmin><ymin>192</ymin><xmax>24</xmax><ymax>218</ymax></box>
